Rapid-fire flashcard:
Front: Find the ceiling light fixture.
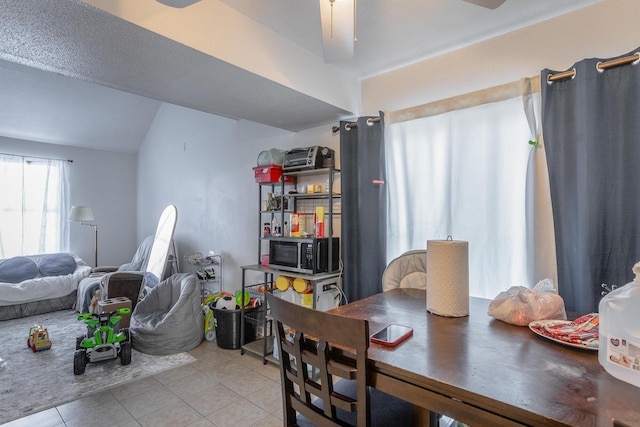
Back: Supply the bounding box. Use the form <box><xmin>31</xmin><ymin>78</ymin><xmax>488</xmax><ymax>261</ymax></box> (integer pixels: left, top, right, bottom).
<box><xmin>319</xmin><ymin>0</ymin><xmax>356</xmax><ymax>63</ymax></box>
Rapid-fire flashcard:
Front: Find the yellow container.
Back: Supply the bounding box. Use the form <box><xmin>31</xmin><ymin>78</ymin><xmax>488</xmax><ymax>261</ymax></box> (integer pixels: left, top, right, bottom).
<box><xmin>293</xmin><ymin>277</ymin><xmax>310</xmax><ymax>293</ymax></box>
<box><xmin>301</xmin><ymin>292</ymin><xmax>313</xmax><ymax>308</ymax></box>
<box><xmin>275</xmin><ymin>276</ymin><xmax>291</xmax><ymax>291</ymax></box>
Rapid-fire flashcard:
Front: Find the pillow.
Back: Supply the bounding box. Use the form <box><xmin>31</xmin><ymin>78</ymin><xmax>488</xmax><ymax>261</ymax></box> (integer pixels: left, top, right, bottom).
<box><xmin>39</xmin><ymin>253</ymin><xmax>77</xmax><ymax>277</ymax></box>
<box><xmin>0</xmin><ymin>256</ymin><xmax>39</xmax><ymax>283</ymax></box>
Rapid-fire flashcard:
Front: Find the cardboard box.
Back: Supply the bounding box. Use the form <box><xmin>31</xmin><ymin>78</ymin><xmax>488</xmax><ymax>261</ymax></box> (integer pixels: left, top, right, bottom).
<box><xmin>98</xmin><ymin>296</ymin><xmax>132</xmax><ymax>328</ymax></box>
<box><xmin>253</xmin><ymin>164</ymin><xmax>294</xmax><ymax>184</ymax></box>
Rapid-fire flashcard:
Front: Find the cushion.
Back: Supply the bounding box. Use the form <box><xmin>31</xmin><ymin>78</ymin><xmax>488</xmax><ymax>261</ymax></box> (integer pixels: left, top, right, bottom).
<box><xmin>39</xmin><ymin>253</ymin><xmax>77</xmax><ymax>277</ymax></box>
<box><xmin>0</xmin><ymin>256</ymin><xmax>39</xmax><ymax>283</ymax></box>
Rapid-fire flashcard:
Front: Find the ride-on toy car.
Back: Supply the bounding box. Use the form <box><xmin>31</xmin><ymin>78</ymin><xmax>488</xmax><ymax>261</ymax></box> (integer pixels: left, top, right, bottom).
<box><xmin>74</xmin><ymin>307</ymin><xmax>132</xmax><ymax>375</ymax></box>
<box><xmin>28</xmin><ymin>325</ymin><xmax>52</xmax><ymax>352</ymax></box>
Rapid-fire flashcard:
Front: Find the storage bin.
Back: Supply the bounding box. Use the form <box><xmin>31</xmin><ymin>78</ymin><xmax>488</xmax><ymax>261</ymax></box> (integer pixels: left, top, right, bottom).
<box><xmin>253</xmin><ymin>164</ymin><xmax>294</xmax><ymax>184</ymax></box>
<box><xmin>213</xmin><ymin>307</ymin><xmax>257</xmax><ymax>349</ymax></box>
<box><xmin>97</xmin><ymin>297</ymin><xmax>132</xmax><ymax>327</ymax></box>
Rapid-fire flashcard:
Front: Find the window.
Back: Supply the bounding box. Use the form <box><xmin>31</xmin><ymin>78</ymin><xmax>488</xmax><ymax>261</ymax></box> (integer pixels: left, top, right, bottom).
<box><xmin>0</xmin><ymin>154</ymin><xmax>70</xmax><ymax>258</ymax></box>
<box><xmin>385</xmin><ymin>97</ymin><xmax>534</xmax><ymax>299</ymax></box>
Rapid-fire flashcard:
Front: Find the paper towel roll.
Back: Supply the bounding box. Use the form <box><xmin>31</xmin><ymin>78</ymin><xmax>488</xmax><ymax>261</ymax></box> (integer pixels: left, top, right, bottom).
<box><xmin>426</xmin><ymin>239</ymin><xmax>469</xmax><ymax>317</ymax></box>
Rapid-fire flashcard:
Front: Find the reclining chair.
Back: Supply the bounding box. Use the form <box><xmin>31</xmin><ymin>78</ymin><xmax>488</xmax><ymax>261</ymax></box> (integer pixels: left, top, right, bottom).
<box><xmin>76</xmin><ymin>205</ymin><xmax>178</xmax><ymax>313</ymax></box>
<box><xmin>381</xmin><ymin>250</ymin><xmax>427</xmax><ymax>292</ymax></box>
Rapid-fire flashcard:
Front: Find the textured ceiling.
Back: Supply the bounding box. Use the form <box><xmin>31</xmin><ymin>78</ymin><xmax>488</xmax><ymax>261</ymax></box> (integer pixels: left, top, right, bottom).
<box><xmin>0</xmin><ymin>0</ymin><xmax>351</xmax><ymax>142</ymax></box>
<box><xmin>0</xmin><ymin>0</ymin><xmax>600</xmax><ymax>153</ymax></box>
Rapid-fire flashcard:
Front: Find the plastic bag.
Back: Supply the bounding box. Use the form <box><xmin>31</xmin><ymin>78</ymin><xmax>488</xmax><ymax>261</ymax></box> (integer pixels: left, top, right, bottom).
<box><xmin>257</xmin><ymin>149</ymin><xmax>285</xmax><ymax>166</ymax></box>
<box><xmin>487</xmin><ymin>278</ymin><xmax>567</xmax><ymax>326</ymax></box>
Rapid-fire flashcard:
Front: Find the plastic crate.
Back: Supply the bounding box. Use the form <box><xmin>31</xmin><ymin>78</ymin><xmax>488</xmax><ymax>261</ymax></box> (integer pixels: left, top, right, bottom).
<box><xmin>253</xmin><ymin>164</ymin><xmax>294</xmax><ymax>184</ymax></box>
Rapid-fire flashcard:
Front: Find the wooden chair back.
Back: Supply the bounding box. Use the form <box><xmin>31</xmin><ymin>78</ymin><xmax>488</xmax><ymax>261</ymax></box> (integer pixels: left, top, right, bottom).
<box><xmin>100</xmin><ymin>272</ymin><xmax>145</xmax><ymax>311</ymax></box>
<box><xmin>267</xmin><ymin>292</ymin><xmax>371</xmax><ymax>427</ymax></box>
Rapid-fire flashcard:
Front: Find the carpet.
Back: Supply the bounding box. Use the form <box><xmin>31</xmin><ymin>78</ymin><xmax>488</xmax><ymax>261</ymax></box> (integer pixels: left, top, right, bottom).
<box><xmin>0</xmin><ymin>309</ymin><xmax>196</xmax><ymax>424</ymax></box>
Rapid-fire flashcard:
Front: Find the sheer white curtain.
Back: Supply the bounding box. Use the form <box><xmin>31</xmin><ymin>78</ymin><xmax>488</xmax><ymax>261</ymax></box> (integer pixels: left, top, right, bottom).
<box><xmin>386</xmin><ymin>97</ymin><xmax>537</xmax><ymax>299</ymax></box>
<box><xmin>0</xmin><ymin>154</ymin><xmax>70</xmax><ymax>258</ymax></box>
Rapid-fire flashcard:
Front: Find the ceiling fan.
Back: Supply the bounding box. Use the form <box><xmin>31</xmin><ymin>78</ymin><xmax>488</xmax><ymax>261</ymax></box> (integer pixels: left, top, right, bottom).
<box><xmin>155</xmin><ymin>0</ymin><xmax>200</xmax><ymax>7</ymax></box>
<box><xmin>317</xmin><ymin>0</ymin><xmax>507</xmax><ymax>63</ymax></box>
<box><xmin>462</xmin><ymin>0</ymin><xmax>508</xmax><ymax>9</ymax></box>
<box><xmin>155</xmin><ymin>0</ymin><xmax>507</xmax><ymax>63</ymax></box>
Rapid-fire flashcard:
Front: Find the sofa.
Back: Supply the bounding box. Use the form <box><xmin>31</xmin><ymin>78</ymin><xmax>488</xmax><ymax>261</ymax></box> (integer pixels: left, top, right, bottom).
<box><xmin>0</xmin><ymin>253</ymin><xmax>92</xmax><ymax>320</ymax></box>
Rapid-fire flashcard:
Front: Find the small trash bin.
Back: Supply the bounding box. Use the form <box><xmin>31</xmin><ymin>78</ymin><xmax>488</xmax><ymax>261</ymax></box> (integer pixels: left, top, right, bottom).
<box><xmin>213</xmin><ymin>307</ymin><xmax>257</xmax><ymax>349</ymax></box>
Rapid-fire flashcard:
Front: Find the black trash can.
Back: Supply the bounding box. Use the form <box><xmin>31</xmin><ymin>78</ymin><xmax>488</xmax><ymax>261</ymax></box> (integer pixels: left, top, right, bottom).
<box><xmin>213</xmin><ymin>307</ymin><xmax>257</xmax><ymax>349</ymax></box>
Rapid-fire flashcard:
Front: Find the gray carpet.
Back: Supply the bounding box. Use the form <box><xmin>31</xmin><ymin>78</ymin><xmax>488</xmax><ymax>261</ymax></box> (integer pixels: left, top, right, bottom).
<box><xmin>0</xmin><ymin>309</ymin><xmax>196</xmax><ymax>424</ymax></box>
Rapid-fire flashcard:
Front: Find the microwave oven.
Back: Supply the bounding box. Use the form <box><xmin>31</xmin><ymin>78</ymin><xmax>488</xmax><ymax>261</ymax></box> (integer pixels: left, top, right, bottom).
<box><xmin>269</xmin><ymin>237</ymin><xmax>340</xmax><ymax>274</ymax></box>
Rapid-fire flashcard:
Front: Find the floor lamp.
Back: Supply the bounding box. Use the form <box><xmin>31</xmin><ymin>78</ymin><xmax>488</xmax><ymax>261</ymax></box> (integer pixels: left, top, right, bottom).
<box><xmin>69</xmin><ymin>205</ymin><xmax>98</xmax><ymax>267</ymax></box>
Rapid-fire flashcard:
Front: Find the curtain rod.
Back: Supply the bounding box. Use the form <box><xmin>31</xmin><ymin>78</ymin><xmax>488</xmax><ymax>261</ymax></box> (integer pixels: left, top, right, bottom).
<box><xmin>332</xmin><ymin>117</ymin><xmax>381</xmax><ymax>133</ymax></box>
<box><xmin>548</xmin><ymin>52</ymin><xmax>640</xmax><ymax>83</ymax></box>
<box><xmin>386</xmin><ymin>76</ymin><xmax>541</xmax><ymax>125</ymax></box>
<box><xmin>0</xmin><ymin>152</ymin><xmax>73</xmax><ymax>162</ymax></box>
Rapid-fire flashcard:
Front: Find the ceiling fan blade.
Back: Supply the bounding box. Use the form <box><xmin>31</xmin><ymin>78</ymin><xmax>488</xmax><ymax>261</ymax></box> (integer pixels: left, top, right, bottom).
<box><xmin>462</xmin><ymin>0</ymin><xmax>507</xmax><ymax>9</ymax></box>
<box><xmin>156</xmin><ymin>0</ymin><xmax>201</xmax><ymax>8</ymax></box>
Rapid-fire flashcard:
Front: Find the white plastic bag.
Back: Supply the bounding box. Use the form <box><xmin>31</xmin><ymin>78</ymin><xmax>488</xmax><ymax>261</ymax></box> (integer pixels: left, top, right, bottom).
<box><xmin>257</xmin><ymin>148</ymin><xmax>285</xmax><ymax>166</ymax></box>
<box><xmin>487</xmin><ymin>279</ymin><xmax>567</xmax><ymax>326</ymax></box>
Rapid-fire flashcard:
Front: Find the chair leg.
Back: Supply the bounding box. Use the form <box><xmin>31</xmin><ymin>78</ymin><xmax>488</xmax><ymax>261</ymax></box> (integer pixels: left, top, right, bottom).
<box><xmin>413</xmin><ymin>405</ymin><xmax>438</xmax><ymax>427</ymax></box>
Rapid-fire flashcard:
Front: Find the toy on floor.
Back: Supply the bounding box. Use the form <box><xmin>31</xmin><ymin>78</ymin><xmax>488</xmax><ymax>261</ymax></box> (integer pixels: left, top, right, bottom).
<box><xmin>27</xmin><ymin>325</ymin><xmax>52</xmax><ymax>352</ymax></box>
<box><xmin>89</xmin><ymin>289</ymin><xmax>101</xmax><ymax>314</ymax></box>
<box><xmin>202</xmin><ymin>293</ymin><xmax>222</xmax><ymax>342</ymax></box>
<box><xmin>74</xmin><ymin>308</ymin><xmax>132</xmax><ymax>375</ymax></box>
<box><xmin>214</xmin><ymin>294</ymin><xmax>237</xmax><ymax>310</ymax></box>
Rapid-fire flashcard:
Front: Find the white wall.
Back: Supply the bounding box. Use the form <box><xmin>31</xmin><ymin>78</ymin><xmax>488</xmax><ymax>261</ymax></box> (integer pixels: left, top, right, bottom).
<box><xmin>0</xmin><ymin>137</ymin><xmax>137</xmax><ymax>268</ymax></box>
<box><xmin>362</xmin><ymin>0</ymin><xmax>640</xmax><ymax>114</ymax></box>
<box><xmin>137</xmin><ymin>103</ymin><xmax>339</xmax><ymax>292</ymax></box>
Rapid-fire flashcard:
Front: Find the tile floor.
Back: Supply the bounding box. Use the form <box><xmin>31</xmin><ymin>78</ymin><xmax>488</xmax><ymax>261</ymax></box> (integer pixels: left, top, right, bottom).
<box><xmin>1</xmin><ymin>341</ymin><xmax>284</xmax><ymax>427</ymax></box>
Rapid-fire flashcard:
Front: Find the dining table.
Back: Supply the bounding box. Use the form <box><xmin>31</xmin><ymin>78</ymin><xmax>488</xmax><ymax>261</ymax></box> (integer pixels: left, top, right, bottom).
<box><xmin>329</xmin><ymin>288</ymin><xmax>639</xmax><ymax>427</ymax></box>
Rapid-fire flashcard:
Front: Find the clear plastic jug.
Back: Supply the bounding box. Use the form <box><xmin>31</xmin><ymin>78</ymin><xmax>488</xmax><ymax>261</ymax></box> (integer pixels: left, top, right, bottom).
<box><xmin>598</xmin><ymin>261</ymin><xmax>640</xmax><ymax>388</ymax></box>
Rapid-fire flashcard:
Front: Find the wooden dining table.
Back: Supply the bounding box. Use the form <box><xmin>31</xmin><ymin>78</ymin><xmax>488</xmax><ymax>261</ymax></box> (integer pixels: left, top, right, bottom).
<box><xmin>329</xmin><ymin>288</ymin><xmax>639</xmax><ymax>427</ymax></box>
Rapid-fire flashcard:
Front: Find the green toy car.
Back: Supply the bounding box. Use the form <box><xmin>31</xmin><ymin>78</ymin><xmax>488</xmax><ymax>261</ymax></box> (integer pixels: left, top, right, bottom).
<box><xmin>74</xmin><ymin>308</ymin><xmax>132</xmax><ymax>375</ymax></box>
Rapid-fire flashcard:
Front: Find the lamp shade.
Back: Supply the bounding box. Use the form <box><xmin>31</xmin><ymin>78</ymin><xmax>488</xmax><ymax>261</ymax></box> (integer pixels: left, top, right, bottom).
<box><xmin>69</xmin><ymin>206</ymin><xmax>95</xmax><ymax>222</ymax></box>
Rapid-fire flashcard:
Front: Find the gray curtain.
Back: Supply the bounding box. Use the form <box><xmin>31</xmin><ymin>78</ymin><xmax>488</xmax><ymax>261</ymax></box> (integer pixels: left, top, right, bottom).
<box><xmin>340</xmin><ymin>114</ymin><xmax>386</xmax><ymax>302</ymax></box>
<box><xmin>541</xmin><ymin>49</ymin><xmax>640</xmax><ymax>314</ymax></box>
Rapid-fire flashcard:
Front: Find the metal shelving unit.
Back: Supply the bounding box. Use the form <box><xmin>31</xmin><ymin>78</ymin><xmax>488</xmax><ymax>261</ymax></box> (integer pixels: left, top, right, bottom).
<box><xmin>241</xmin><ymin>167</ymin><xmax>343</xmax><ymax>365</ymax></box>
<box><xmin>184</xmin><ymin>253</ymin><xmax>223</xmax><ymax>301</ymax></box>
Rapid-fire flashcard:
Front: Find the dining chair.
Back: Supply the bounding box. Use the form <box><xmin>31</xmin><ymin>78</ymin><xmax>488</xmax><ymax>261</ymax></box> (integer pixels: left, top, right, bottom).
<box><xmin>266</xmin><ymin>292</ymin><xmax>414</xmax><ymax>427</ymax></box>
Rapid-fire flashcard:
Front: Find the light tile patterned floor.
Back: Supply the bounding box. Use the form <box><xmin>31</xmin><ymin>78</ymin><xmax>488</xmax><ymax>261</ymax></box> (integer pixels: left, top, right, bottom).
<box><xmin>1</xmin><ymin>341</ymin><xmax>283</xmax><ymax>427</ymax></box>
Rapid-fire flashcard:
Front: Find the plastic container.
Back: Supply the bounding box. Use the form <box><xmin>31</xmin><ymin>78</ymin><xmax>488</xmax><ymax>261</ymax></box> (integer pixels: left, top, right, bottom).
<box><xmin>598</xmin><ymin>261</ymin><xmax>640</xmax><ymax>388</ymax></box>
<box><xmin>213</xmin><ymin>307</ymin><xmax>256</xmax><ymax>349</ymax></box>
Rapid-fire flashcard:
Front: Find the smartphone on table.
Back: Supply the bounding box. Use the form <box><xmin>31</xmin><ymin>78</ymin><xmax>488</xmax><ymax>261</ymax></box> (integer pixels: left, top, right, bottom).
<box><xmin>370</xmin><ymin>324</ymin><xmax>413</xmax><ymax>347</ymax></box>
